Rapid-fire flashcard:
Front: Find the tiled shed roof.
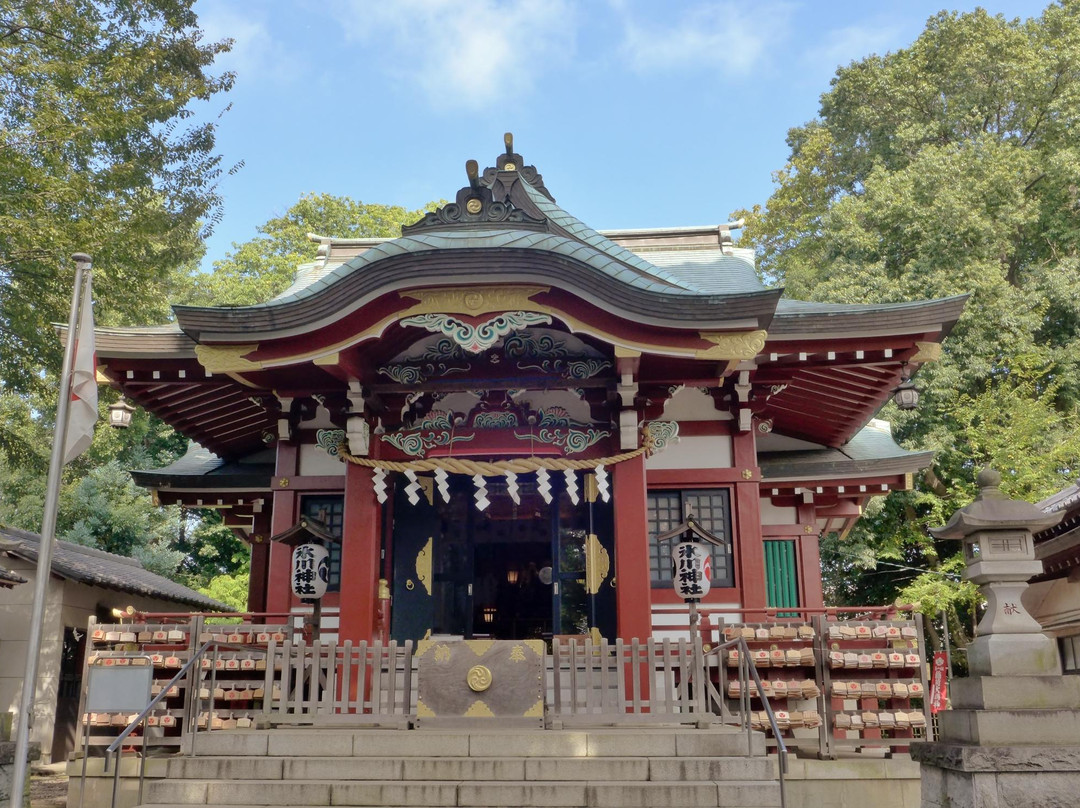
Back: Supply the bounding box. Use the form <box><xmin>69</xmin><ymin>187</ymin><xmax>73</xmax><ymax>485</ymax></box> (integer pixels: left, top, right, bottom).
<box><xmin>0</xmin><ymin>527</ymin><xmax>228</xmax><ymax>610</ymax></box>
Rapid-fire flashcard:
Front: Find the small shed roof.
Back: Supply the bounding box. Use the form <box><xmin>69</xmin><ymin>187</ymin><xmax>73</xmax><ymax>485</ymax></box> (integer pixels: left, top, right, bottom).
<box><xmin>758</xmin><ymin>420</ymin><xmax>934</xmax><ymax>481</ymax></box>
<box><xmin>0</xmin><ymin>527</ymin><xmax>228</xmax><ymax>610</ymax></box>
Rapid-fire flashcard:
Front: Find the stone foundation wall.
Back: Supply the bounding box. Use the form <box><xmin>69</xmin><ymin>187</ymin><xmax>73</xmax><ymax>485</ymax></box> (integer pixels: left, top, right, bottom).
<box><xmin>784</xmin><ymin>756</ymin><xmax>921</xmax><ymax>808</ymax></box>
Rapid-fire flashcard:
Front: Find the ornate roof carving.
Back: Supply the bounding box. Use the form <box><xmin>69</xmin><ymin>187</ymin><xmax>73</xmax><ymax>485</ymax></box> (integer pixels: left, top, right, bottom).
<box><xmin>482</xmin><ymin>132</ymin><xmax>553</xmax><ymax>201</ymax></box>
<box><xmin>402</xmin><ymin>157</ymin><xmax>547</xmax><ymax>235</ymax></box>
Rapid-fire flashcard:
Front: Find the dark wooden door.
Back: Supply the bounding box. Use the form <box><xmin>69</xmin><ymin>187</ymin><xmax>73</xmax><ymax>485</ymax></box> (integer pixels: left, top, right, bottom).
<box><xmin>51</xmin><ymin>625</ymin><xmax>86</xmax><ymax>762</ymax></box>
<box><xmin>389</xmin><ymin>481</ymin><xmax>441</xmax><ymax>642</ymax></box>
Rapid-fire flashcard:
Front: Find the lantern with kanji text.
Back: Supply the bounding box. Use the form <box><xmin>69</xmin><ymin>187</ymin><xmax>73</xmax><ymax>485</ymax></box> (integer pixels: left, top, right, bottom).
<box><xmin>671</xmin><ymin>541</ymin><xmax>711</xmax><ymax>601</ymax></box>
<box><xmin>291</xmin><ymin>542</ymin><xmax>330</xmax><ymax>599</ymax></box>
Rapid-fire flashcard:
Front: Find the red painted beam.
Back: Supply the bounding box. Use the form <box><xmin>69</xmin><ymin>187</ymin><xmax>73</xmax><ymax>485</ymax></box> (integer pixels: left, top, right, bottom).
<box><xmin>338</xmin><ymin>464</ymin><xmax>381</xmax><ymax>643</ymax></box>
<box><xmin>613</xmin><ymin>454</ymin><xmax>652</xmax><ymax>642</ymax></box>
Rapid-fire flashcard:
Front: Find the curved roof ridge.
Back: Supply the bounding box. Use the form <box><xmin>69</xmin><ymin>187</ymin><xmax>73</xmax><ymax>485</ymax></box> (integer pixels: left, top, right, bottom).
<box><xmin>775</xmin><ymin>293</ymin><xmax>969</xmax><ymax>314</ymax></box>
<box><xmin>204</xmin><ymin>227</ymin><xmax>722</xmax><ymax>315</ymax></box>
<box><xmin>516</xmin><ymin>180</ymin><xmax>699</xmax><ymax>293</ymax></box>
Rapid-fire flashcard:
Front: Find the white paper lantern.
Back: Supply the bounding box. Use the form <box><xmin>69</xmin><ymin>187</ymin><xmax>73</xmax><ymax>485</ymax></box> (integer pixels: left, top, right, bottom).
<box><xmin>671</xmin><ymin>542</ymin><xmax>712</xmax><ymax>601</ymax></box>
<box><xmin>292</xmin><ymin>543</ymin><xmax>330</xmax><ymax>599</ymax></box>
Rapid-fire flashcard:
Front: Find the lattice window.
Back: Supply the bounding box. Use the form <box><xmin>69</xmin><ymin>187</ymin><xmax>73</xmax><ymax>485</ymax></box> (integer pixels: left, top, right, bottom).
<box><xmin>647</xmin><ymin>489</ymin><xmax>733</xmax><ymax>587</ymax></box>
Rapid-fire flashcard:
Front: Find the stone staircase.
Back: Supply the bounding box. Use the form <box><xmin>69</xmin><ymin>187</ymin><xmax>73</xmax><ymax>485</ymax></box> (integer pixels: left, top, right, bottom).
<box><xmin>139</xmin><ymin>726</ymin><xmax>781</xmax><ymax>808</ymax></box>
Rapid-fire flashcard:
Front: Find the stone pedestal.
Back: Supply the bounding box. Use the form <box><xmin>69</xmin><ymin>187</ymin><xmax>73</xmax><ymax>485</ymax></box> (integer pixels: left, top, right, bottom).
<box><xmin>914</xmin><ymin>673</ymin><xmax>1080</xmax><ymax>806</ymax></box>
<box><xmin>912</xmin><ymin>469</ymin><xmax>1080</xmax><ymax>807</ymax></box>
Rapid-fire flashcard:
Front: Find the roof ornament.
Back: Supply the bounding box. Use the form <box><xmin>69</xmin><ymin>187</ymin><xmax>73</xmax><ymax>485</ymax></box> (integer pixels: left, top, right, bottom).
<box><xmin>401</xmin><ymin>157</ymin><xmax>547</xmax><ymax>234</ymax></box>
<box><xmin>482</xmin><ymin>131</ymin><xmax>554</xmax><ymax>201</ymax></box>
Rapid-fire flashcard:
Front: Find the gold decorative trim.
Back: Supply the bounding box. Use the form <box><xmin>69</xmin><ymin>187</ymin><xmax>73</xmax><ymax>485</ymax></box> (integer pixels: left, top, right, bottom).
<box><xmin>415</xmin><ymin>537</ymin><xmax>432</xmax><ymax>596</ymax></box>
<box><xmin>463</xmin><ymin>700</ymin><xmax>495</xmax><ymax>717</ymax></box>
<box><xmin>399</xmin><ymin>286</ymin><xmax>550</xmax><ymax>317</ymax></box>
<box><xmin>465</xmin><ymin>640</ymin><xmax>495</xmax><ymax>657</ymax></box>
<box><xmin>466</xmin><ymin>665</ymin><xmax>493</xmax><ymax>692</ymax></box>
<box><xmin>312</xmin><ymin>352</ymin><xmax>340</xmax><ymax>366</ymax></box>
<box><xmin>194</xmin><ymin>344</ymin><xmax>262</xmax><ymax>373</ymax></box>
<box><xmin>911</xmin><ymin>341</ymin><xmax>943</xmax><ymax>363</ymax></box>
<box><xmin>416</xmin><ymin>700</ymin><xmax>435</xmax><ymax>717</ymax></box>
<box><xmin>585</xmin><ymin>533</ymin><xmax>611</xmax><ymax>595</ymax></box>
<box><xmin>613</xmin><ymin>346</ymin><xmax>642</xmax><ymax>359</ymax></box>
<box><xmin>523</xmin><ymin>699</ymin><xmax>544</xmax><ymax>718</ymax></box>
<box><xmin>95</xmin><ymin>368</ymin><xmax>111</xmax><ymax>383</ymax></box>
<box><xmin>695</xmin><ymin>330</ymin><xmax>768</xmax><ymax>360</ymax></box>
<box><xmin>584</xmin><ymin>473</ymin><xmax>599</xmax><ymax>503</ymax></box>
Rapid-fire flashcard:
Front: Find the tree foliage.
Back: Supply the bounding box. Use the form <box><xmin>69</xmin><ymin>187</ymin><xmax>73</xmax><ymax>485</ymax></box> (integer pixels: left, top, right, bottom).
<box><xmin>0</xmin><ymin>0</ymin><xmax>236</xmax><ymax>582</ymax></box>
<box><xmin>739</xmin><ymin>1</ymin><xmax>1080</xmax><ymax>652</ymax></box>
<box><xmin>182</xmin><ymin>193</ymin><xmax>435</xmax><ymax>306</ymax></box>
<box><xmin>0</xmin><ymin>0</ymin><xmax>234</xmax><ymax>400</ymax></box>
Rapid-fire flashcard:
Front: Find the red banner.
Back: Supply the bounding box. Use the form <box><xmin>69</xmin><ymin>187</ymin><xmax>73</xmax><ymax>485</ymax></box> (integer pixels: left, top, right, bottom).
<box><xmin>930</xmin><ymin>651</ymin><xmax>949</xmax><ymax>714</ymax></box>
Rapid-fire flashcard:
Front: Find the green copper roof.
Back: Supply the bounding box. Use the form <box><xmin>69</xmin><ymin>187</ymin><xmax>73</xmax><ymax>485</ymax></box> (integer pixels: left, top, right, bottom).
<box><xmin>759</xmin><ymin>420</ymin><xmax>934</xmax><ymax>480</ymax></box>
<box><xmin>267</xmin><ymin>228</ymin><xmax>711</xmax><ymax>310</ymax></box>
<box><xmin>516</xmin><ymin>180</ymin><xmax>697</xmax><ymax>292</ymax></box>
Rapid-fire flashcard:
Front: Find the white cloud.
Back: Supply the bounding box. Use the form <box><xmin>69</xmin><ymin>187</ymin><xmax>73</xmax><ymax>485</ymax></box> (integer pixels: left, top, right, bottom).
<box><xmin>614</xmin><ymin>1</ymin><xmax>794</xmax><ymax>76</ymax></box>
<box><xmin>331</xmin><ymin>0</ymin><xmax>577</xmax><ymax>110</ymax></box>
<box><xmin>195</xmin><ymin>1</ymin><xmax>298</xmax><ymax>84</ymax></box>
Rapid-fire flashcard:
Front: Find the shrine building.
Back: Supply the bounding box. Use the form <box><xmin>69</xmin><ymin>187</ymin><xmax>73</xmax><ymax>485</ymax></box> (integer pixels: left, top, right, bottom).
<box><xmin>93</xmin><ymin>135</ymin><xmax>964</xmax><ymax>644</ymax></box>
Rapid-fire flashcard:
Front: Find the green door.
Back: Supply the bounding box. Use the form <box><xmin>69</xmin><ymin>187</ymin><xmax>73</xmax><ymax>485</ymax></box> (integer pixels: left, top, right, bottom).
<box><xmin>764</xmin><ymin>540</ymin><xmax>799</xmax><ymax>615</ymax></box>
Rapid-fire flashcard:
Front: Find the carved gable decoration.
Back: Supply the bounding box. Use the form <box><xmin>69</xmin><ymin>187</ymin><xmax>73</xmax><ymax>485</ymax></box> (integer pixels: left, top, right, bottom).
<box><xmin>402</xmin><ymin>158</ymin><xmax>547</xmax><ymax>235</ymax></box>
<box><xmin>379</xmin><ymin>393</ymin><xmax>609</xmax><ymax>459</ymax></box>
<box><xmin>482</xmin><ymin>132</ymin><xmax>553</xmax><ymax>201</ymax></box>
<box><xmin>378</xmin><ymin>327</ymin><xmax>613</xmax><ymax>385</ymax></box>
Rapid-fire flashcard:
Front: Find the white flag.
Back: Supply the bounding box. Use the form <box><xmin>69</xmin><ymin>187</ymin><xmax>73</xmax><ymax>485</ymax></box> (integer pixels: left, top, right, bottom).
<box><xmin>63</xmin><ymin>274</ymin><xmax>97</xmax><ymax>464</ymax></box>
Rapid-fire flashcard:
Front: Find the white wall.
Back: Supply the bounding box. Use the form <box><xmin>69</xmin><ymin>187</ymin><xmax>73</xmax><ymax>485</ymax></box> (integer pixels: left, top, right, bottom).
<box><xmin>646</xmin><ymin>435</ymin><xmax>733</xmax><ymax>470</ymax></box>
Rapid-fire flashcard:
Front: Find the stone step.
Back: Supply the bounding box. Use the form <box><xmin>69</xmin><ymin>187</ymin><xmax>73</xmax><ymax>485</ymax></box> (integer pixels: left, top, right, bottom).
<box><xmin>143</xmin><ymin>778</ymin><xmax>781</xmax><ymax>807</ymax></box>
<box><xmin>188</xmin><ymin>728</ymin><xmax>766</xmax><ymax>759</ymax></box>
<box><xmin>162</xmin><ymin>754</ymin><xmax>775</xmax><ymax>782</ymax></box>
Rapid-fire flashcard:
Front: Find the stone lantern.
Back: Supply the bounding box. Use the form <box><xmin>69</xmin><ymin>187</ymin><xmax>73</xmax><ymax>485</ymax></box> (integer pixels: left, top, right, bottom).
<box><xmin>914</xmin><ymin>468</ymin><xmax>1080</xmax><ymax>808</ymax></box>
<box><xmin>929</xmin><ymin>467</ymin><xmax>1063</xmax><ymax>676</ymax></box>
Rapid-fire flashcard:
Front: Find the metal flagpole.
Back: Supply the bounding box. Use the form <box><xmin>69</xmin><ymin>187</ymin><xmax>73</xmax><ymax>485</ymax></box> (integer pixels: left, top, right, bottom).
<box><xmin>9</xmin><ymin>253</ymin><xmax>92</xmax><ymax>808</ymax></box>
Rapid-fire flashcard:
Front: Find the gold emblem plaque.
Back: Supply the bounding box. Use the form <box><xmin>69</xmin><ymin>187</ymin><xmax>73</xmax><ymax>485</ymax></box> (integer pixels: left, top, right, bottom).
<box><xmin>467</xmin><ymin>665</ymin><xmax>492</xmax><ymax>692</ymax></box>
<box><xmin>416</xmin><ymin>640</ymin><xmax>544</xmax><ymax>727</ymax></box>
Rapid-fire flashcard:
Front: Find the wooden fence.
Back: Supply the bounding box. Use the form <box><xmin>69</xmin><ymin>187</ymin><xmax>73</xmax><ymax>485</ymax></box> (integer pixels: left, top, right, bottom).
<box><xmin>261</xmin><ymin>640</ymin><xmax>414</xmax><ymax>727</ymax></box>
<box><xmin>252</xmin><ymin>637</ymin><xmax>717</xmax><ymax>727</ymax></box>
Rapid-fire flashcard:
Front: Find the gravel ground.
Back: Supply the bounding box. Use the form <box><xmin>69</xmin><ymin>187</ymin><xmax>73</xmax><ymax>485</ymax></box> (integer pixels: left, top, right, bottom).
<box><xmin>30</xmin><ymin>771</ymin><xmax>68</xmax><ymax>808</ymax></box>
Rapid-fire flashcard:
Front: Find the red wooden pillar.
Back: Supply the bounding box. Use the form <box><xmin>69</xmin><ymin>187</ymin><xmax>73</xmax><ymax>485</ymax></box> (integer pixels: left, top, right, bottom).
<box><xmin>337</xmin><ymin>464</ymin><xmax>381</xmax><ymax>643</ymax></box>
<box><xmin>797</xmin><ymin>502</ymin><xmax>825</xmax><ymax>610</ymax></box>
<box><xmin>266</xmin><ymin>442</ymin><xmax>298</xmax><ymax>616</ymax></box>
<box><xmin>732</xmin><ymin>429</ymin><xmax>766</xmax><ymax>613</ymax></box>
<box><xmin>613</xmin><ymin>453</ymin><xmax>652</xmax><ymax>641</ymax></box>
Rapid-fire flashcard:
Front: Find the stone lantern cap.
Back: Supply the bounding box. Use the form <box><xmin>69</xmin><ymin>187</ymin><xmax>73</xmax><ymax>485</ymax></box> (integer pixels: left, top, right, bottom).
<box><xmin>929</xmin><ymin>468</ymin><xmax>1063</xmax><ymax>540</ymax></box>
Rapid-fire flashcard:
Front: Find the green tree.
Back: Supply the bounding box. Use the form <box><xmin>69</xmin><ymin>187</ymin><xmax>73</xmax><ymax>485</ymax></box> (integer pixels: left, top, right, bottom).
<box><xmin>182</xmin><ymin>193</ymin><xmax>435</xmax><ymax>306</ymax></box>
<box><xmin>199</xmin><ymin>568</ymin><xmax>250</xmax><ymax>613</ymax></box>
<box><xmin>738</xmin><ymin>1</ymin><xmax>1080</xmax><ymax>649</ymax></box>
<box><xmin>173</xmin><ymin>509</ymin><xmax>248</xmax><ymax>589</ymax></box>
<box><xmin>1</xmin><ymin>0</ymin><xmax>234</xmax><ymax>400</ymax></box>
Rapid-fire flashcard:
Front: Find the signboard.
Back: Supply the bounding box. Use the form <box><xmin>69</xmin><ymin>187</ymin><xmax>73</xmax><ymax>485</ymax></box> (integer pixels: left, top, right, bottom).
<box><xmin>86</xmin><ymin>662</ymin><xmax>154</xmax><ymax>712</ymax></box>
<box><xmin>930</xmin><ymin>651</ymin><xmax>949</xmax><ymax>714</ymax></box>
<box><xmin>292</xmin><ymin>542</ymin><xmax>330</xmax><ymax>599</ymax></box>
<box><xmin>671</xmin><ymin>541</ymin><xmax>711</xmax><ymax>601</ymax></box>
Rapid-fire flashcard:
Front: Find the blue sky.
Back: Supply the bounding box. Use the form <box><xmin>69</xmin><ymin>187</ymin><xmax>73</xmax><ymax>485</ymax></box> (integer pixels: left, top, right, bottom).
<box><xmin>192</xmin><ymin>0</ymin><xmax>1051</xmax><ymax>269</ymax></box>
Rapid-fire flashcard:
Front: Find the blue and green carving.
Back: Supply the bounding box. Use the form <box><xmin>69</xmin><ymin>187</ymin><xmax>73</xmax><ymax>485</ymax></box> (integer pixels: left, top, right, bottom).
<box><xmin>400</xmin><ymin>311</ymin><xmax>552</xmax><ymax>354</ymax></box>
<box><xmin>380</xmin><ymin>411</ymin><xmax>474</xmax><ymax>457</ymax></box>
